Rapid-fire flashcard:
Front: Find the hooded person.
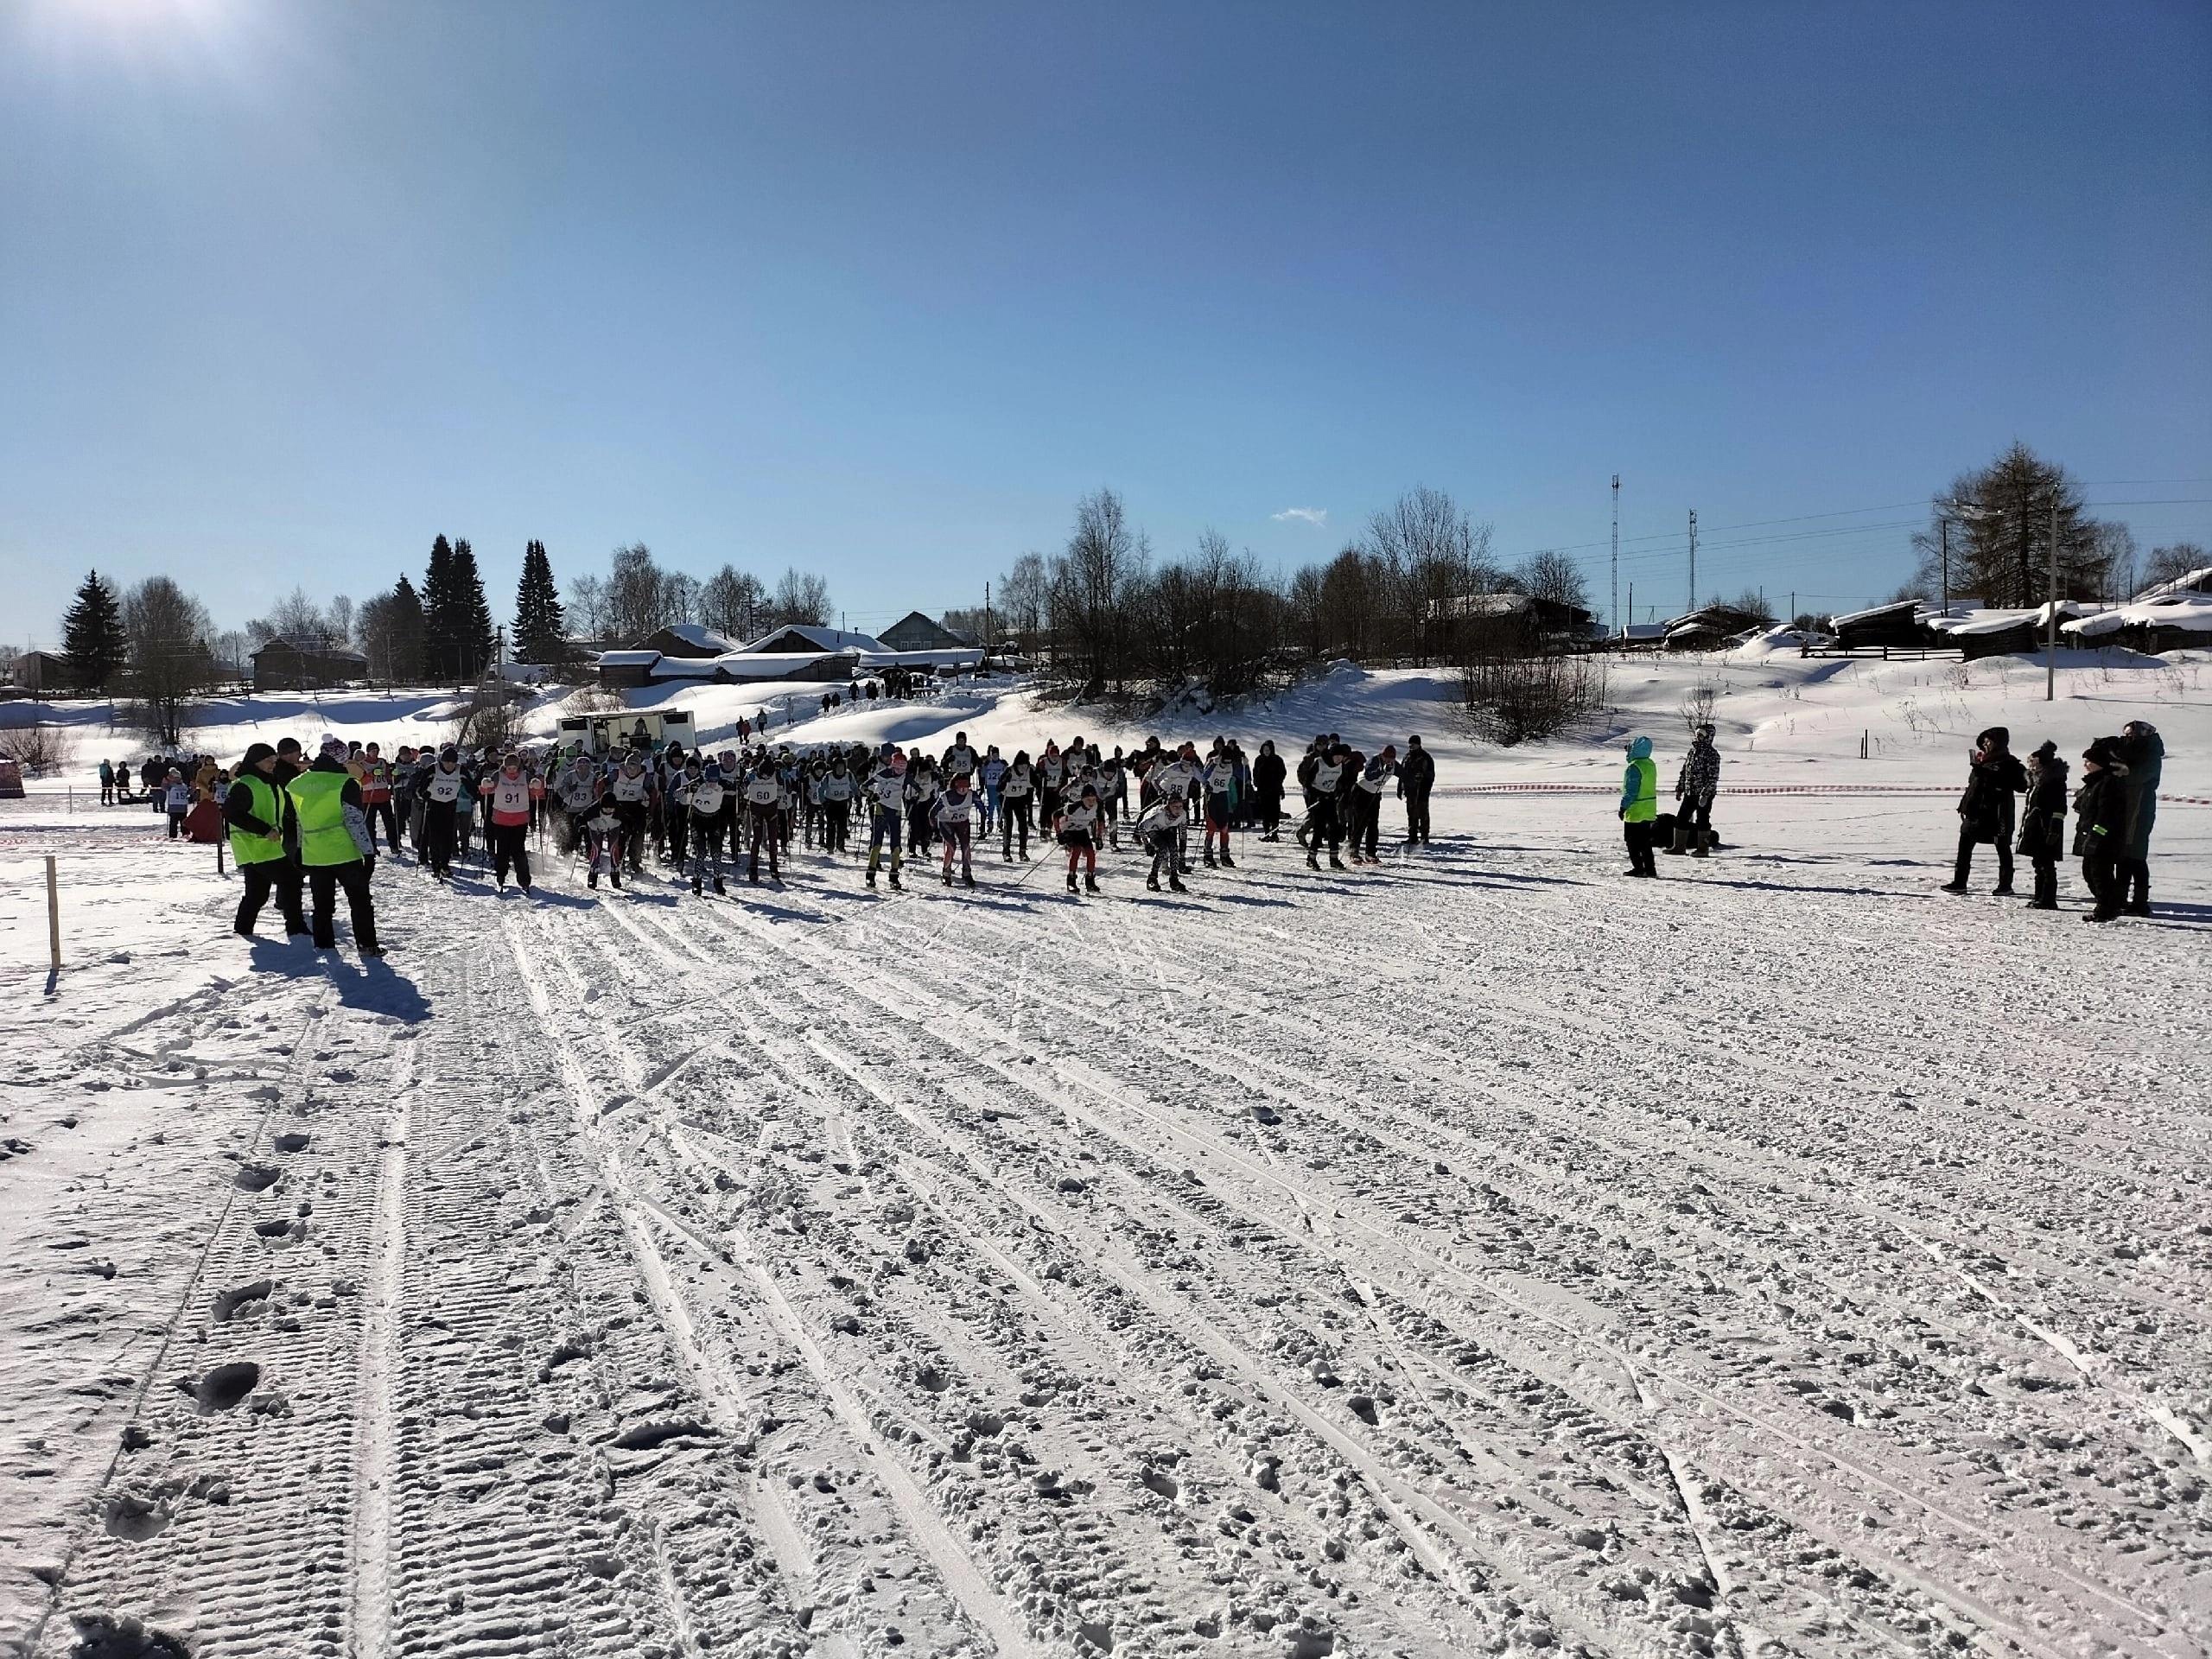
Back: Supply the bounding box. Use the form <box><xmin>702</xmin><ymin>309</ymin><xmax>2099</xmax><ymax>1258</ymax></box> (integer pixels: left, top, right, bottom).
<box><xmin>1618</xmin><ymin>736</ymin><xmax>1658</xmax><ymax>877</ymax></box>
<box><xmin>1673</xmin><ymin>724</ymin><xmax>1721</xmax><ymax>855</ymax></box>
<box><xmin>818</xmin><ymin>752</ymin><xmax>855</xmax><ymax>855</ymax></box>
<box><xmin>284</xmin><ymin>734</ymin><xmax>382</xmax><ymax>956</ymax></box>
<box><xmin>1942</xmin><ymin>726</ymin><xmax>2028</xmax><ymax>895</ymax></box>
<box><xmin>2073</xmin><ymin>737</ymin><xmax>2130</xmax><ymax>924</ymax></box>
<box><xmin>2114</xmin><ymin>719</ymin><xmax>2163</xmax><ymax>916</ymax></box>
<box><xmin>226</xmin><ymin>741</ymin><xmax>309</xmax><ymax>939</ymax></box>
<box><xmin>2017</xmin><ymin>739</ymin><xmax>2069</xmax><ymax>910</ymax></box>
<box><xmin>1351</xmin><ymin>744</ymin><xmax>1397</xmax><ymax>862</ymax></box>
<box><xmin>1252</xmin><ymin>739</ymin><xmax>1287</xmax><ymax>840</ymax></box>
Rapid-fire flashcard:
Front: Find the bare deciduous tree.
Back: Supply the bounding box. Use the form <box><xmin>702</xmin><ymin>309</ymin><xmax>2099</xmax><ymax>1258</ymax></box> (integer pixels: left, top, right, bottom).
<box><xmin>2139</xmin><ymin>542</ymin><xmax>2206</xmax><ymax>594</ymax></box>
<box><xmin>123</xmin><ymin>576</ymin><xmax>216</xmax><ymax>746</ymax></box>
<box><xmin>701</xmin><ymin>564</ymin><xmax>767</xmax><ymax>639</ymax></box>
<box><xmin>772</xmin><ymin>568</ymin><xmax>832</xmax><ymax>627</ymax></box>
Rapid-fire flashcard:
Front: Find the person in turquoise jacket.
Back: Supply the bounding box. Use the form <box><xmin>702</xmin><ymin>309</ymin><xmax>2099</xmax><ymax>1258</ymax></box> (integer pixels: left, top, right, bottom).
<box><xmin>1618</xmin><ymin>735</ymin><xmax>1659</xmax><ymax>877</ymax></box>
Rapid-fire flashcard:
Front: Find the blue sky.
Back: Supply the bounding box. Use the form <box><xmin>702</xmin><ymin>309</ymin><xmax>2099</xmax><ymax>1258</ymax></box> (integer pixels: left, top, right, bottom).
<box><xmin>3</xmin><ymin>0</ymin><xmax>2208</xmax><ymax>641</ymax></box>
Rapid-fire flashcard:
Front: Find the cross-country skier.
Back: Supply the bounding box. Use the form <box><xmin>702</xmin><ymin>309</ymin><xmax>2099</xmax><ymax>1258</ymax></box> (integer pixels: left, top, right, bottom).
<box><xmin>1350</xmin><ymin>745</ymin><xmax>1396</xmax><ymax>863</ymax></box>
<box><xmin>1138</xmin><ymin>795</ymin><xmax>1190</xmax><ymax>893</ymax></box>
<box><xmin>608</xmin><ymin>751</ymin><xmax>656</xmax><ymax>877</ymax></box>
<box><xmin>1200</xmin><ymin>747</ymin><xmax>1238</xmax><ymax>868</ymax></box>
<box><xmin>820</xmin><ymin>753</ymin><xmax>855</xmax><ymax>855</ymax></box>
<box><xmin>1001</xmin><ymin>750</ymin><xmax>1034</xmax><ymax>861</ymax></box>
<box><xmin>1057</xmin><ymin>782</ymin><xmax>1103</xmax><ymax>894</ymax></box>
<box><xmin>866</xmin><ymin>744</ymin><xmax>907</xmax><ymax>889</ymax></box>
<box><xmin>741</xmin><ymin>756</ymin><xmax>783</xmax><ymax>884</ymax></box>
<box><xmin>935</xmin><ymin>771</ymin><xmax>978</xmax><ymax>887</ymax></box>
<box><xmin>686</xmin><ymin>757</ymin><xmax>728</xmax><ymax>894</ymax></box>
<box><xmin>486</xmin><ymin>753</ymin><xmax>536</xmax><ymax>893</ymax></box>
<box><xmin>420</xmin><ymin>747</ymin><xmax>467</xmax><ymax>880</ymax></box>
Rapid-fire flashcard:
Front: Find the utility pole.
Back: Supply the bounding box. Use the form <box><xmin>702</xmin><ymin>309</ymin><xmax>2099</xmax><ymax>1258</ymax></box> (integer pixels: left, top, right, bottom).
<box><xmin>1687</xmin><ymin>509</ymin><xmax>1698</xmax><ymax>615</ymax></box>
<box><xmin>1610</xmin><ymin>474</ymin><xmax>1620</xmax><ymax>638</ymax></box>
<box><xmin>984</xmin><ymin>580</ymin><xmax>993</xmax><ymax>661</ymax></box>
<box><xmin>2046</xmin><ymin>499</ymin><xmax>2059</xmax><ymax>702</ymax></box>
<box><xmin>1939</xmin><ymin>517</ymin><xmax>1950</xmax><ymax>619</ymax></box>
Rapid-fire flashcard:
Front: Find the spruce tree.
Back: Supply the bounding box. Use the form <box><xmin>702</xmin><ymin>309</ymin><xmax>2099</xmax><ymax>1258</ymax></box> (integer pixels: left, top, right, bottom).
<box><xmin>422</xmin><ymin>534</ymin><xmax>457</xmax><ymax>682</ymax></box>
<box><xmin>61</xmin><ymin>569</ymin><xmax>126</xmax><ymax>692</ymax></box>
<box><xmin>391</xmin><ymin>575</ymin><xmax>426</xmax><ymax>683</ymax></box>
<box><xmin>513</xmin><ymin>540</ymin><xmax>567</xmax><ymax>665</ymax></box>
<box><xmin>450</xmin><ymin>538</ymin><xmax>496</xmax><ymax>677</ymax></box>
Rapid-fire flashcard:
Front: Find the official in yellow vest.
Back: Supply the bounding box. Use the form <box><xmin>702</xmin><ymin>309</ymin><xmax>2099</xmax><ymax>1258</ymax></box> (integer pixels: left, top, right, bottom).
<box><xmin>1618</xmin><ymin>735</ymin><xmax>1660</xmax><ymax>878</ymax></box>
<box><xmin>285</xmin><ymin>735</ymin><xmax>384</xmax><ymax>957</ymax></box>
<box><xmin>226</xmin><ymin>743</ymin><xmax>308</xmax><ymax>938</ymax></box>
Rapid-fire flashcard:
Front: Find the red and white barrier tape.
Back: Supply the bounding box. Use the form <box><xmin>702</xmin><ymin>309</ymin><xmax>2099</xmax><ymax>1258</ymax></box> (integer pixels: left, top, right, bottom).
<box><xmin>1433</xmin><ymin>783</ymin><xmax>2207</xmax><ymax>803</ymax></box>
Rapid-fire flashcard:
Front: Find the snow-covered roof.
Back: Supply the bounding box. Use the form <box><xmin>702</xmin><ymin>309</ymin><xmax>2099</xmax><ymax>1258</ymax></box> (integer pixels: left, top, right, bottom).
<box><xmin>2135</xmin><ymin>565</ymin><xmax>2212</xmax><ymax>601</ymax></box>
<box><xmin>1827</xmin><ymin>600</ymin><xmax>1917</xmax><ymax>628</ymax></box>
<box><xmin>1923</xmin><ymin>602</ymin><xmax>2099</xmax><ymax>638</ymax></box>
<box><xmin>2064</xmin><ymin>597</ymin><xmax>2212</xmax><ymax>639</ymax></box>
<box><xmin>1615</xmin><ymin>623</ymin><xmax>1669</xmax><ymax>640</ymax></box>
<box><xmin>740</xmin><ymin>625</ymin><xmax>886</xmax><ymax>654</ymax></box>
<box><xmin>857</xmin><ymin>647</ymin><xmax>985</xmax><ymax>671</ymax></box>
<box><xmin>662</xmin><ymin>622</ymin><xmax>741</xmax><ymax>652</ymax></box>
<box><xmin>595</xmin><ymin>650</ymin><xmax>663</xmax><ymax>667</ymax></box>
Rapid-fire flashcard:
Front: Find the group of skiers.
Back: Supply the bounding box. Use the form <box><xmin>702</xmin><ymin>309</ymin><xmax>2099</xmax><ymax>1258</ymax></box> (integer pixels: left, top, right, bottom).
<box><xmin>195</xmin><ymin>709</ymin><xmax>2171</xmax><ymax>961</ymax></box>
<box><xmin>477</xmin><ymin>727</ymin><xmax>1446</xmax><ymax>899</ymax></box>
<box><xmin>1942</xmin><ymin>720</ymin><xmax>2164</xmax><ymax>921</ymax></box>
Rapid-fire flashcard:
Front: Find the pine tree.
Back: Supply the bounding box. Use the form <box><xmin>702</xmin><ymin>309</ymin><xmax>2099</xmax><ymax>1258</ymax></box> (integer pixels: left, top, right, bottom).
<box><xmin>513</xmin><ymin>540</ymin><xmax>567</xmax><ymax>665</ymax></box>
<box><xmin>422</xmin><ymin>534</ymin><xmax>457</xmax><ymax>682</ymax></box>
<box><xmin>61</xmin><ymin>569</ymin><xmax>126</xmax><ymax>692</ymax></box>
<box><xmin>450</xmin><ymin>538</ymin><xmax>496</xmax><ymax>677</ymax></box>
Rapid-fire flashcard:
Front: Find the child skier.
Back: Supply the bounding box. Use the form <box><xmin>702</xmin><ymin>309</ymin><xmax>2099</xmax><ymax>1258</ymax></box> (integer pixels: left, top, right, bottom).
<box><xmin>1056</xmin><ymin>783</ymin><xmax>1103</xmax><ymax>894</ymax></box>
<box><xmin>1138</xmin><ymin>795</ymin><xmax>1190</xmax><ymax>893</ymax></box>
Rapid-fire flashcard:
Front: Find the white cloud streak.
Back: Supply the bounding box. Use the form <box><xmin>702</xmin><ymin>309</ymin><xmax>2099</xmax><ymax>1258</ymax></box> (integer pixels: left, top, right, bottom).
<box><xmin>1271</xmin><ymin>506</ymin><xmax>1328</xmax><ymax>527</ymax></box>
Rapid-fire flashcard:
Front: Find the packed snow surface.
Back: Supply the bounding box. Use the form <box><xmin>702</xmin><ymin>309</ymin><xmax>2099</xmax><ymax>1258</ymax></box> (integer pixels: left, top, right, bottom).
<box><xmin>2</xmin><ymin>656</ymin><xmax>2207</xmax><ymax>1659</ymax></box>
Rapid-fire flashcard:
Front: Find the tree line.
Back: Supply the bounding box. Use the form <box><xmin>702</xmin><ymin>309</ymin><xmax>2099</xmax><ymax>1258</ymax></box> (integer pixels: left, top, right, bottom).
<box><xmin>974</xmin><ymin>484</ymin><xmax>1596</xmax><ymax>698</ymax></box>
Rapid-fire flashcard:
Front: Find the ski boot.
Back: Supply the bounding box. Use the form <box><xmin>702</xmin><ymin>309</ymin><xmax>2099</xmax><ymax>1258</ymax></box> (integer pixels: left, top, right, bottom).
<box><xmin>1169</xmin><ymin>874</ymin><xmax>1189</xmax><ymax>894</ymax></box>
<box><xmin>1066</xmin><ymin>872</ymin><xmax>1079</xmax><ymax>893</ymax></box>
<box><xmin>588</xmin><ymin>869</ymin><xmax>600</xmax><ymax>890</ymax></box>
<box><xmin>1203</xmin><ymin>849</ymin><xmax>1217</xmax><ymax>868</ymax></box>
<box><xmin>1219</xmin><ymin>850</ymin><xmax>1234</xmax><ymax>868</ymax></box>
<box><xmin>1084</xmin><ymin>873</ymin><xmax>1100</xmax><ymax>893</ymax></box>
<box><xmin>1306</xmin><ymin>851</ymin><xmax>1319</xmax><ymax>869</ymax></box>
<box><xmin>867</xmin><ymin>867</ymin><xmax>878</xmax><ymax>887</ymax></box>
<box><xmin>888</xmin><ymin>868</ymin><xmax>902</xmax><ymax>890</ymax></box>
<box><xmin>1147</xmin><ymin>874</ymin><xmax>1161</xmax><ymax>892</ymax></box>
<box><xmin>713</xmin><ymin>876</ymin><xmax>726</xmax><ymax>895</ymax></box>
<box><xmin>691</xmin><ymin>877</ymin><xmax>702</xmax><ymax>895</ymax></box>
<box><xmin>962</xmin><ymin>870</ymin><xmax>975</xmax><ymax>889</ymax></box>
<box><xmin>1329</xmin><ymin>854</ymin><xmax>1347</xmax><ymax>871</ymax></box>
<box><xmin>943</xmin><ymin>867</ymin><xmax>954</xmax><ymax>887</ymax></box>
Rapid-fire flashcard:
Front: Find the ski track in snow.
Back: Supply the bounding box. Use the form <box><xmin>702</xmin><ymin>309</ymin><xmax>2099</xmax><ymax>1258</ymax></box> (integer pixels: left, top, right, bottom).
<box><xmin>3</xmin><ymin>804</ymin><xmax>2209</xmax><ymax>1659</ymax></box>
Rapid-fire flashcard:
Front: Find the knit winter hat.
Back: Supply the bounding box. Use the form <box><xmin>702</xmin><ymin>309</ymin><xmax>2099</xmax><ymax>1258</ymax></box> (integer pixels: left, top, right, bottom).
<box><xmin>2084</xmin><ymin>737</ymin><xmax>2119</xmax><ymax>767</ymax></box>
<box><xmin>243</xmin><ymin>742</ymin><xmax>276</xmax><ymax>766</ymax></box>
<box><xmin>319</xmin><ymin>734</ymin><xmax>346</xmax><ymax>760</ymax></box>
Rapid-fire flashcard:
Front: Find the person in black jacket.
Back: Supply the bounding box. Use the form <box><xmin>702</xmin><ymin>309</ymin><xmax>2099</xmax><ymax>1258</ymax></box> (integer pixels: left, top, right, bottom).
<box><xmin>2074</xmin><ymin>737</ymin><xmax>2129</xmax><ymax>924</ymax></box>
<box><xmin>1251</xmin><ymin>740</ymin><xmax>1287</xmax><ymax>840</ymax></box>
<box><xmin>2015</xmin><ymin>741</ymin><xmax>2068</xmax><ymax>911</ymax></box>
<box><xmin>1398</xmin><ymin>734</ymin><xmax>1436</xmax><ymax>845</ymax></box>
<box><xmin>1941</xmin><ymin>726</ymin><xmax>2027</xmax><ymax>894</ymax></box>
<box><xmin>2114</xmin><ymin>720</ymin><xmax>2163</xmax><ymax>917</ymax></box>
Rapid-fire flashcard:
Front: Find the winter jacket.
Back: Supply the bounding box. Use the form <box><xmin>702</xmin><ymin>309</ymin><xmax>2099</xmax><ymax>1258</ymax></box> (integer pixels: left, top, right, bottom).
<box><xmin>1676</xmin><ymin>736</ymin><xmax>1720</xmax><ymax>803</ymax></box>
<box><xmin>2015</xmin><ymin>758</ymin><xmax>2068</xmax><ymax>860</ymax></box>
<box><xmin>1397</xmin><ymin>746</ymin><xmax>1435</xmax><ymax>796</ymax></box>
<box><xmin>1957</xmin><ymin>746</ymin><xmax>2027</xmax><ymax>844</ymax></box>
<box><xmin>2117</xmin><ymin>727</ymin><xmax>2163</xmax><ymax>860</ymax></box>
<box><xmin>1619</xmin><ymin>738</ymin><xmax>1657</xmax><ymax>823</ymax></box>
<box><xmin>2072</xmin><ymin>766</ymin><xmax>2128</xmax><ymax>860</ymax></box>
<box><xmin>1253</xmin><ymin>749</ymin><xmax>1286</xmax><ymax>801</ymax></box>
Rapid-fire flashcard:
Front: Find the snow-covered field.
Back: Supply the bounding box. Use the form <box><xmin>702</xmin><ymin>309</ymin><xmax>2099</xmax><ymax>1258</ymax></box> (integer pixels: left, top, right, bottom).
<box><xmin>2</xmin><ymin>655</ymin><xmax>2206</xmax><ymax>1659</ymax></box>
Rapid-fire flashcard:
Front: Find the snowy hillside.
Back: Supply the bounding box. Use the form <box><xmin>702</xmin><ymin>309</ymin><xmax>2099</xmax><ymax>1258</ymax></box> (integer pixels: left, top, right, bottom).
<box><xmin>0</xmin><ymin>655</ymin><xmax>2204</xmax><ymax>1659</ymax></box>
